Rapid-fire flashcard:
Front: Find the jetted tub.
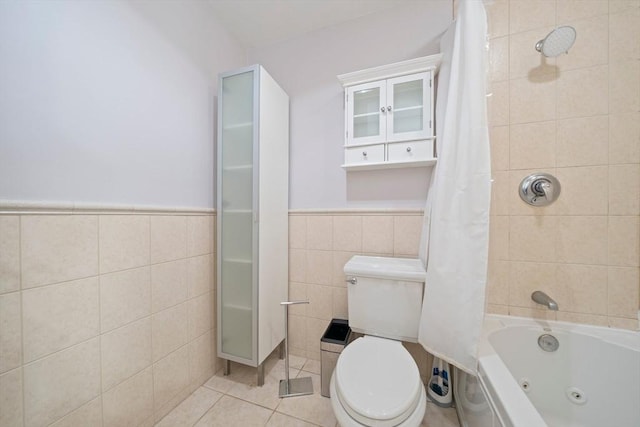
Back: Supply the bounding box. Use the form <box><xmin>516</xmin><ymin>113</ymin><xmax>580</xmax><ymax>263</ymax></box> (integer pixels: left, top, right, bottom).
<box><xmin>454</xmin><ymin>314</ymin><xmax>640</xmax><ymax>427</ymax></box>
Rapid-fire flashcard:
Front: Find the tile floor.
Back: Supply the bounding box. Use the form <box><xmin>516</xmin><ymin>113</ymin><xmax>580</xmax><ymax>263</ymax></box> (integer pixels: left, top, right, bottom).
<box><xmin>155</xmin><ymin>353</ymin><xmax>461</xmax><ymax>427</ymax></box>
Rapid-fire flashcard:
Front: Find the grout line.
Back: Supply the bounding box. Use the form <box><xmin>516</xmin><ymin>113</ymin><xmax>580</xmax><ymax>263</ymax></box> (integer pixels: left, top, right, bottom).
<box><xmin>21</xmin><ymin>272</ymin><xmax>102</xmax><ymax>295</ymax></box>
<box><xmin>147</xmin><ymin>214</ymin><xmax>158</xmax><ymax>423</ymax></box>
<box><xmin>188</xmin><ymin>392</ymin><xmax>225</xmax><ymax>427</ymax></box>
<box><xmin>96</xmin><ymin>215</ymin><xmax>105</xmax><ymax>427</ymax></box>
<box><xmin>18</xmin><ymin>215</ymin><xmax>25</xmax><ymax>427</ymax></box>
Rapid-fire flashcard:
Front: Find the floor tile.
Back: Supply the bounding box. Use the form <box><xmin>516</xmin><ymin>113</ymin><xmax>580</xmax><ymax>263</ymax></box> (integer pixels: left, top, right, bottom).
<box><xmin>266</xmin><ymin>412</ymin><xmax>317</xmax><ymax>427</ymax></box>
<box><xmin>202</xmin><ymin>363</ymin><xmax>254</xmax><ymax>394</ymax></box>
<box><xmin>194</xmin><ymin>395</ymin><xmax>273</xmax><ymax>427</ymax></box>
<box><xmin>227</xmin><ymin>364</ymin><xmax>300</xmax><ymax>411</ymax></box>
<box><xmin>422</xmin><ymin>402</ymin><xmax>460</xmax><ymax>427</ymax></box>
<box><xmin>275</xmin><ymin>374</ymin><xmax>336</xmax><ymax>427</ymax></box>
<box><xmin>301</xmin><ymin>359</ymin><xmax>320</xmax><ymax>375</ymax></box>
<box><xmin>155</xmin><ymin>387</ymin><xmax>222</xmax><ymax>427</ymax></box>
<box><xmin>157</xmin><ymin>354</ymin><xmax>460</xmax><ymax>427</ymax></box>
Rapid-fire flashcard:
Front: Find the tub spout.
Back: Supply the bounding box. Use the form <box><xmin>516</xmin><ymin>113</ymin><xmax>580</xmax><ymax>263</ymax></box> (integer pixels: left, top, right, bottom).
<box><xmin>531</xmin><ymin>291</ymin><xmax>558</xmax><ymax>311</ymax></box>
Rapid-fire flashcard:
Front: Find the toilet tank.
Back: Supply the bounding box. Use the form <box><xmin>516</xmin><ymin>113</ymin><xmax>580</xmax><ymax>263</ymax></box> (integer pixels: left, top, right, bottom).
<box><xmin>344</xmin><ymin>256</ymin><xmax>426</xmax><ymax>343</ymax></box>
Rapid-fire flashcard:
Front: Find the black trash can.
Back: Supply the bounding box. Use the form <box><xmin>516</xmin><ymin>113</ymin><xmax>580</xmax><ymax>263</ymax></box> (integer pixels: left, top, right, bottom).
<box><xmin>320</xmin><ymin>318</ymin><xmax>351</xmax><ymax>398</ymax></box>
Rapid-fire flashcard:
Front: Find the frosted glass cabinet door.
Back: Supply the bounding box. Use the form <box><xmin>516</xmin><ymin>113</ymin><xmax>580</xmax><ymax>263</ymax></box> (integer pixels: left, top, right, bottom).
<box><xmin>386</xmin><ymin>72</ymin><xmax>431</xmax><ymax>142</ymax></box>
<box><xmin>219</xmin><ymin>70</ymin><xmax>255</xmax><ymax>361</ymax></box>
<box><xmin>347</xmin><ymin>80</ymin><xmax>386</xmax><ymax>145</ymax></box>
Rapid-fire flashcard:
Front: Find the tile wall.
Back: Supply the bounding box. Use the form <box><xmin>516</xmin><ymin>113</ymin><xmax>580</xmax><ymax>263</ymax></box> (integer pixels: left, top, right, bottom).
<box><xmin>0</xmin><ymin>212</ymin><xmax>217</xmax><ymax>427</ymax></box>
<box><xmin>485</xmin><ymin>0</ymin><xmax>640</xmax><ymax>328</ymax></box>
<box><xmin>286</xmin><ymin>211</ymin><xmax>433</xmax><ymax>376</ymax></box>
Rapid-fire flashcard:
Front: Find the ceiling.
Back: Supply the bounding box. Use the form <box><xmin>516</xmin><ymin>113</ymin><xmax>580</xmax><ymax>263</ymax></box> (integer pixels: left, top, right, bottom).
<box><xmin>207</xmin><ymin>0</ymin><xmax>415</xmax><ymax>49</ymax></box>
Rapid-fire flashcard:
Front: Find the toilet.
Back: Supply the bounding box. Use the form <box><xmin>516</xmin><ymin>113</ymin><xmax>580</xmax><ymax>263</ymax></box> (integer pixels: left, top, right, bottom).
<box><xmin>330</xmin><ymin>255</ymin><xmax>428</xmax><ymax>427</ymax></box>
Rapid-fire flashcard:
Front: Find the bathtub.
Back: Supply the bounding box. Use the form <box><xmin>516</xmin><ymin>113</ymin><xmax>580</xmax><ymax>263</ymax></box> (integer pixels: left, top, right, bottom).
<box><xmin>454</xmin><ymin>314</ymin><xmax>640</xmax><ymax>427</ymax></box>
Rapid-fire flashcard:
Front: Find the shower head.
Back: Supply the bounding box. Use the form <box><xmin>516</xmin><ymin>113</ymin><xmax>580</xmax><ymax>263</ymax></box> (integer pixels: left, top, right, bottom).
<box><xmin>535</xmin><ymin>26</ymin><xmax>576</xmax><ymax>57</ymax></box>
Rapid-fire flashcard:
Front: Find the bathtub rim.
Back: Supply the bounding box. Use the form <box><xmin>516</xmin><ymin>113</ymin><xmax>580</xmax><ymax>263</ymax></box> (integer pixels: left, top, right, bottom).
<box><xmin>481</xmin><ymin>314</ymin><xmax>639</xmax><ymax>354</ymax></box>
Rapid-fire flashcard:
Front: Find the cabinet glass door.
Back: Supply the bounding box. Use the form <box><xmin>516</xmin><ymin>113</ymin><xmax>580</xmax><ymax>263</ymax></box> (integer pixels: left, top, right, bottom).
<box><xmin>219</xmin><ymin>69</ymin><xmax>255</xmax><ymax>361</ymax></box>
<box><xmin>347</xmin><ymin>80</ymin><xmax>386</xmax><ymax>145</ymax></box>
<box><xmin>387</xmin><ymin>72</ymin><xmax>431</xmax><ymax>142</ymax></box>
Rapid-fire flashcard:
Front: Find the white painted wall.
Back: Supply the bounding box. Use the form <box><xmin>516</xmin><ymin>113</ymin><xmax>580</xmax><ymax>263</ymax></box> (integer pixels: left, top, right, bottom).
<box><xmin>249</xmin><ymin>1</ymin><xmax>453</xmax><ymax>209</ymax></box>
<box><xmin>0</xmin><ymin>0</ymin><xmax>245</xmax><ymax>208</ymax></box>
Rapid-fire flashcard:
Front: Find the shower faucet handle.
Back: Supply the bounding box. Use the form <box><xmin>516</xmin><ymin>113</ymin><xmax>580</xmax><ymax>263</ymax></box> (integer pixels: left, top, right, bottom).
<box><xmin>519</xmin><ymin>173</ymin><xmax>561</xmax><ymax>207</ymax></box>
<box><xmin>533</xmin><ymin>179</ymin><xmax>554</xmax><ymax>202</ymax></box>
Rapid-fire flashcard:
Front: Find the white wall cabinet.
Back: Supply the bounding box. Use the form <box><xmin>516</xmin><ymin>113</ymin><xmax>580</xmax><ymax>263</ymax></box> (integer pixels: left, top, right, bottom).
<box><xmin>217</xmin><ymin>65</ymin><xmax>289</xmax><ymax>381</ymax></box>
<box><xmin>339</xmin><ymin>55</ymin><xmax>441</xmax><ymax>170</ymax></box>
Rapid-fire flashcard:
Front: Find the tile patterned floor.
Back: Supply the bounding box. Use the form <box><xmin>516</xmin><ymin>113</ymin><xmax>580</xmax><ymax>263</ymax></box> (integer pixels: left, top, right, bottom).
<box><xmin>155</xmin><ymin>354</ymin><xmax>461</xmax><ymax>427</ymax></box>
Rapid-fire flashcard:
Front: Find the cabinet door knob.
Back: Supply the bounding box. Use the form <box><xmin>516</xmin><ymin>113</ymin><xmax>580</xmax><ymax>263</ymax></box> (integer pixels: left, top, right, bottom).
<box><xmin>406</xmin><ymin>147</ymin><xmax>412</xmax><ymax>152</ymax></box>
<box><xmin>380</xmin><ymin>107</ymin><xmax>386</xmax><ymax>113</ymax></box>
<box><xmin>387</xmin><ymin>105</ymin><xmax>392</xmax><ymax>111</ymax></box>
<box><xmin>362</xmin><ymin>151</ymin><xmax>367</xmax><ymax>157</ymax></box>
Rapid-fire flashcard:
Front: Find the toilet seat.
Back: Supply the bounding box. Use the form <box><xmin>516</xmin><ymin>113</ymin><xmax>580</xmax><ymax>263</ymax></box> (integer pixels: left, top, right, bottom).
<box><xmin>334</xmin><ymin>336</ymin><xmax>423</xmax><ymax>427</ymax></box>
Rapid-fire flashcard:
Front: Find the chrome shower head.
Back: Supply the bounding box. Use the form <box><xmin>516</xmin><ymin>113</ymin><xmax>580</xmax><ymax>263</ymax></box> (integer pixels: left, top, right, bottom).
<box><xmin>535</xmin><ymin>26</ymin><xmax>576</xmax><ymax>57</ymax></box>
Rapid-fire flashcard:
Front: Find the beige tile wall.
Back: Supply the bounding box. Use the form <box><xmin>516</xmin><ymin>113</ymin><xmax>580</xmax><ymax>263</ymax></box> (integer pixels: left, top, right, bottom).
<box><xmin>485</xmin><ymin>0</ymin><xmax>640</xmax><ymax>328</ymax></box>
<box><xmin>287</xmin><ymin>211</ymin><xmax>431</xmax><ymax>374</ymax></box>
<box><xmin>0</xmin><ymin>213</ymin><xmax>216</xmax><ymax>427</ymax></box>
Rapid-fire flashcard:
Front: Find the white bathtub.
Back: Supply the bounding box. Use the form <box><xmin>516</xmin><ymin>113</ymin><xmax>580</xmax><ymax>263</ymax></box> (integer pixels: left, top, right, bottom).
<box><xmin>454</xmin><ymin>314</ymin><xmax>640</xmax><ymax>427</ymax></box>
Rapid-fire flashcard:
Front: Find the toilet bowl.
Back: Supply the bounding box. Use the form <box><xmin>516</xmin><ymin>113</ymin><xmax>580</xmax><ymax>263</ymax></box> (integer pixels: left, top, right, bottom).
<box><xmin>330</xmin><ymin>336</ymin><xmax>426</xmax><ymax>427</ymax></box>
<box><xmin>330</xmin><ymin>255</ymin><xmax>428</xmax><ymax>427</ymax></box>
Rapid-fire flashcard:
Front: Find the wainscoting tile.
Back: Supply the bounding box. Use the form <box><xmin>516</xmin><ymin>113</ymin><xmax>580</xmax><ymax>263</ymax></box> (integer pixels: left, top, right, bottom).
<box><xmin>22</xmin><ymin>277</ymin><xmax>99</xmax><ymax>363</ymax></box>
<box><xmin>0</xmin><ymin>293</ymin><xmax>21</xmax><ymax>374</ymax></box>
<box><xmin>188</xmin><ymin>255</ymin><xmax>213</xmax><ymax>299</ymax></box>
<box><xmin>0</xmin><ymin>368</ymin><xmax>22</xmax><ymax>427</ymax></box>
<box><xmin>153</xmin><ymin>346</ymin><xmax>190</xmax><ymax>415</ymax></box>
<box><xmin>102</xmin><ymin>367</ymin><xmax>153</xmax><ymax>427</ymax></box>
<box><xmin>21</xmin><ymin>215</ymin><xmax>98</xmax><ymax>289</ymax></box>
<box><xmin>151</xmin><ymin>216</ymin><xmax>187</xmax><ymax>264</ymax></box>
<box><xmin>151</xmin><ymin>259</ymin><xmax>188</xmax><ymax>313</ymax></box>
<box><xmin>100</xmin><ymin>267</ymin><xmax>151</xmax><ymax>332</ymax></box>
<box><xmin>152</xmin><ymin>302</ymin><xmax>189</xmax><ymax>362</ymax></box>
<box><xmin>0</xmin><ymin>216</ymin><xmax>20</xmax><ymax>294</ymax></box>
<box><xmin>100</xmin><ymin>317</ymin><xmax>151</xmax><ymax>391</ymax></box>
<box><xmin>99</xmin><ymin>215</ymin><xmax>149</xmax><ymax>274</ymax></box>
<box><xmin>187</xmin><ymin>216</ymin><xmax>213</xmax><ymax>257</ymax></box>
<box><xmin>49</xmin><ymin>397</ymin><xmax>102</xmax><ymax>427</ymax></box>
<box><xmin>23</xmin><ymin>339</ymin><xmax>101</xmax><ymax>427</ymax></box>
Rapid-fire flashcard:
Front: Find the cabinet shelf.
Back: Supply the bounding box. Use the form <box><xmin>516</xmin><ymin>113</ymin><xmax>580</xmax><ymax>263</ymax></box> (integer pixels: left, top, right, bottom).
<box><xmin>223</xmin><ymin>164</ymin><xmax>253</xmax><ymax>171</ymax></box>
<box><xmin>223</xmin><ymin>303</ymin><xmax>252</xmax><ymax>311</ymax></box>
<box><xmin>393</xmin><ymin>105</ymin><xmax>423</xmax><ymax>113</ymax></box>
<box><xmin>341</xmin><ymin>158</ymin><xmax>437</xmax><ymax>171</ymax></box>
<box><xmin>223</xmin><ymin>257</ymin><xmax>252</xmax><ymax>264</ymax></box>
<box><xmin>222</xmin><ymin>209</ymin><xmax>252</xmax><ymax>214</ymax></box>
<box><xmin>223</xmin><ymin>122</ymin><xmax>253</xmax><ymax>130</ymax></box>
<box><xmin>353</xmin><ymin>111</ymin><xmax>380</xmax><ymax>119</ymax></box>
<box><xmin>352</xmin><ymin>106</ymin><xmax>422</xmax><ymax>118</ymax></box>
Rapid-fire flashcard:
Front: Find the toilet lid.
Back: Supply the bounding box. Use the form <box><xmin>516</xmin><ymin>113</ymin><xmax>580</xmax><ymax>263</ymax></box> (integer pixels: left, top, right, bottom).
<box><xmin>335</xmin><ymin>336</ymin><xmax>422</xmax><ymax>426</ymax></box>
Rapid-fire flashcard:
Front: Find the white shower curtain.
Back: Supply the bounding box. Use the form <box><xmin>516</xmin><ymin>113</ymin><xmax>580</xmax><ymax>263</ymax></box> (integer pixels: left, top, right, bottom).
<box><xmin>417</xmin><ymin>0</ymin><xmax>491</xmax><ymax>375</ymax></box>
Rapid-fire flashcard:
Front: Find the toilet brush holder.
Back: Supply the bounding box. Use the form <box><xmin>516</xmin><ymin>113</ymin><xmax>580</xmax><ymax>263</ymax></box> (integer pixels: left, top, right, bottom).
<box><xmin>279</xmin><ymin>300</ymin><xmax>314</xmax><ymax>398</ymax></box>
<box><xmin>427</xmin><ymin>357</ymin><xmax>452</xmax><ymax>407</ymax></box>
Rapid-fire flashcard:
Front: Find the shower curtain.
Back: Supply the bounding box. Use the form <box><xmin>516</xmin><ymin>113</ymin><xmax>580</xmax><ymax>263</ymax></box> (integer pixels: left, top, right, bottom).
<box><xmin>417</xmin><ymin>0</ymin><xmax>491</xmax><ymax>375</ymax></box>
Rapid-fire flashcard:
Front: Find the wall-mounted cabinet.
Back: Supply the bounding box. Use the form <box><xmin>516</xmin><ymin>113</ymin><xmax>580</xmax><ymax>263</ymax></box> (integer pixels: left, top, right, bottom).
<box><xmin>338</xmin><ymin>54</ymin><xmax>441</xmax><ymax>171</ymax></box>
<box><xmin>217</xmin><ymin>65</ymin><xmax>289</xmax><ymax>380</ymax></box>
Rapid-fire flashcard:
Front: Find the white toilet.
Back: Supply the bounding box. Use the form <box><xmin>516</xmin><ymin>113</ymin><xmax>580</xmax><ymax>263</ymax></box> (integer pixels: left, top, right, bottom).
<box><xmin>330</xmin><ymin>255</ymin><xmax>428</xmax><ymax>427</ymax></box>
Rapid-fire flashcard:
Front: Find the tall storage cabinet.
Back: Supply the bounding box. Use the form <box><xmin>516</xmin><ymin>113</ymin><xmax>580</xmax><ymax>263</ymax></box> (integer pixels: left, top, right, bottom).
<box><xmin>217</xmin><ymin>65</ymin><xmax>289</xmax><ymax>378</ymax></box>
